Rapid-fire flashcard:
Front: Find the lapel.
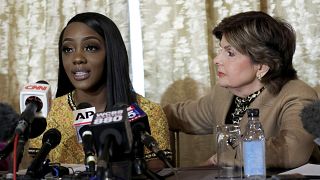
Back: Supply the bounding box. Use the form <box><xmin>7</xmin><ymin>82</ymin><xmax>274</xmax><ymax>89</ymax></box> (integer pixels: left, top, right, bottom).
<box><xmin>217</xmin><ymin>87</ymin><xmax>234</xmax><ymax>125</ymax></box>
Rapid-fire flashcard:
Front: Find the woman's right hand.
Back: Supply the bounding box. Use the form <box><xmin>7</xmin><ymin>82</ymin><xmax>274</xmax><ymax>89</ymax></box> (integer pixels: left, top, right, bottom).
<box><xmin>201</xmin><ymin>154</ymin><xmax>217</xmax><ymax>166</ymax></box>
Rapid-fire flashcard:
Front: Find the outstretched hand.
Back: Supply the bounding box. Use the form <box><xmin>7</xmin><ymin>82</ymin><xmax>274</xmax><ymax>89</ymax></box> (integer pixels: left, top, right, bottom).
<box><xmin>201</xmin><ymin>154</ymin><xmax>217</xmax><ymax>166</ymax></box>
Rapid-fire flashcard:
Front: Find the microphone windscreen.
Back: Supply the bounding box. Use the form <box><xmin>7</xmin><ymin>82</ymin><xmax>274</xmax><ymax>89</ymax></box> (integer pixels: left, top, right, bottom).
<box><xmin>42</xmin><ymin>128</ymin><xmax>61</xmax><ymax>149</ymax></box>
<box><xmin>0</xmin><ymin>102</ymin><xmax>19</xmax><ymax>141</ymax></box>
<box><xmin>77</xmin><ymin>102</ymin><xmax>93</xmax><ymax>110</ymax></box>
<box><xmin>300</xmin><ymin>100</ymin><xmax>320</xmax><ymax>138</ymax></box>
<box><xmin>25</xmin><ymin>96</ymin><xmax>43</xmax><ymax>112</ymax></box>
<box><xmin>29</xmin><ymin>117</ymin><xmax>47</xmax><ymax>139</ymax></box>
<box><xmin>36</xmin><ymin>80</ymin><xmax>49</xmax><ymax>85</ymax></box>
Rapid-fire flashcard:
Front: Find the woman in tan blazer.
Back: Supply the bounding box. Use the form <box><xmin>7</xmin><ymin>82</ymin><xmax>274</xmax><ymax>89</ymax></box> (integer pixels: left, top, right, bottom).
<box><xmin>163</xmin><ymin>11</ymin><xmax>319</xmax><ymax>169</ymax></box>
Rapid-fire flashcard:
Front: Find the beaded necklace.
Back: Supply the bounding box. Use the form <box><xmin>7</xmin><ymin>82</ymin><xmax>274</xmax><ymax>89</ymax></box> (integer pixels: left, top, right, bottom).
<box><xmin>67</xmin><ymin>91</ymin><xmax>77</xmax><ymax>111</ymax></box>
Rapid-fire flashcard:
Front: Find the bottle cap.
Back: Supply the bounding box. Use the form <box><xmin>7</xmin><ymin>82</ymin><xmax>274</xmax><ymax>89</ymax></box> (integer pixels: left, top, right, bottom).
<box><xmin>247</xmin><ymin>108</ymin><xmax>259</xmax><ymax>117</ymax></box>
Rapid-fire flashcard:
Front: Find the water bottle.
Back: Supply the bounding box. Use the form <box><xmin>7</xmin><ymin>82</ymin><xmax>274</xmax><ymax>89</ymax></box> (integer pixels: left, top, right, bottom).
<box><xmin>242</xmin><ymin>108</ymin><xmax>266</xmax><ymax>179</ymax></box>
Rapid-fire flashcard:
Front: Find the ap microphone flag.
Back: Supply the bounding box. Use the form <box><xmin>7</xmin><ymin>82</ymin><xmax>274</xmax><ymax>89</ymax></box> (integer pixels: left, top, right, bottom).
<box><xmin>73</xmin><ymin>103</ymin><xmax>96</xmax><ymax>143</ymax></box>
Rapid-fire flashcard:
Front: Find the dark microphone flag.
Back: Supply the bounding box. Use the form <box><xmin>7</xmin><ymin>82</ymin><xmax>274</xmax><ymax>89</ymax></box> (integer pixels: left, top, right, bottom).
<box><xmin>91</xmin><ymin>105</ymin><xmax>133</xmax><ymax>155</ymax></box>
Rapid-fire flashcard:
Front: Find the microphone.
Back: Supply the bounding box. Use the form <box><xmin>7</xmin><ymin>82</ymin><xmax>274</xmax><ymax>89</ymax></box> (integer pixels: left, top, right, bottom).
<box><xmin>0</xmin><ymin>102</ymin><xmax>19</xmax><ymax>142</ymax></box>
<box><xmin>128</xmin><ymin>103</ymin><xmax>151</xmax><ymax>134</ymax></box>
<box><xmin>300</xmin><ymin>100</ymin><xmax>320</xmax><ymax>146</ymax></box>
<box><xmin>91</xmin><ymin>104</ymin><xmax>133</xmax><ymax>156</ymax></box>
<box><xmin>73</xmin><ymin>102</ymin><xmax>96</xmax><ymax>143</ymax></box>
<box><xmin>128</xmin><ymin>104</ymin><xmax>165</xmax><ymax>180</ymax></box>
<box><xmin>128</xmin><ymin>103</ymin><xmax>172</xmax><ymax>168</ymax></box>
<box><xmin>26</xmin><ymin>128</ymin><xmax>61</xmax><ymax>178</ymax></box>
<box><xmin>90</xmin><ymin>104</ymin><xmax>133</xmax><ymax>179</ymax></box>
<box><xmin>140</xmin><ymin>132</ymin><xmax>168</xmax><ymax>163</ymax></box>
<box><xmin>16</xmin><ymin>80</ymin><xmax>51</xmax><ymax>138</ymax></box>
<box><xmin>0</xmin><ymin>103</ymin><xmax>19</xmax><ymax>170</ymax></box>
<box><xmin>79</xmin><ymin>125</ymin><xmax>96</xmax><ymax>175</ymax></box>
<box><xmin>129</xmin><ymin>108</ymin><xmax>151</xmax><ymax>176</ymax></box>
<box><xmin>73</xmin><ymin>103</ymin><xmax>96</xmax><ymax>176</ymax></box>
<box><xmin>141</xmin><ymin>132</ymin><xmax>174</xmax><ymax>171</ymax></box>
<box><xmin>19</xmin><ymin>80</ymin><xmax>51</xmax><ymax>118</ymax></box>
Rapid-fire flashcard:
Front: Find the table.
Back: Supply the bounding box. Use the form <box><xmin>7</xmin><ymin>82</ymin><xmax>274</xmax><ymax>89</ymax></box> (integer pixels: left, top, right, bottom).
<box><xmin>0</xmin><ymin>165</ymin><xmax>310</xmax><ymax>179</ymax></box>
<box><xmin>162</xmin><ymin>166</ymin><xmax>307</xmax><ymax>180</ymax></box>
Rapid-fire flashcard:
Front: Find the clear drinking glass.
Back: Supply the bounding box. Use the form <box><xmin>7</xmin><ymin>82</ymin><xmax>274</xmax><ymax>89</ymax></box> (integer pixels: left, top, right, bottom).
<box><xmin>216</xmin><ymin>124</ymin><xmax>242</xmax><ymax>179</ymax></box>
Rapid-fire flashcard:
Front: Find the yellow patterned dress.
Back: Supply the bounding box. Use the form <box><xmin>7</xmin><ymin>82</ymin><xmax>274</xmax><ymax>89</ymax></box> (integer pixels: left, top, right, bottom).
<box><xmin>29</xmin><ymin>92</ymin><xmax>171</xmax><ymax>164</ymax></box>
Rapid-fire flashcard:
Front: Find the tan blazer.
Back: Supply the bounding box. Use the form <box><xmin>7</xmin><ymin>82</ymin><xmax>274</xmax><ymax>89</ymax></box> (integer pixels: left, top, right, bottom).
<box><xmin>164</xmin><ymin>79</ymin><xmax>319</xmax><ymax>169</ymax></box>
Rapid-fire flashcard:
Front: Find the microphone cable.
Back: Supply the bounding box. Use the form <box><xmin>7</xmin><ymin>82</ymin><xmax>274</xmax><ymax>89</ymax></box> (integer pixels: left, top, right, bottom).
<box><xmin>5</xmin><ymin>134</ymin><xmax>19</xmax><ymax>180</ymax></box>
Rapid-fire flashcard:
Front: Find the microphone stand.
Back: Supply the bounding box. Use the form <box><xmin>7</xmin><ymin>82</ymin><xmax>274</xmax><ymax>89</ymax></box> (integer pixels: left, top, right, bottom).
<box><xmin>5</xmin><ymin>102</ymin><xmax>38</xmax><ymax>179</ymax></box>
<box><xmin>8</xmin><ymin>102</ymin><xmax>38</xmax><ymax>178</ymax></box>
<box><xmin>96</xmin><ymin>135</ymin><xmax>115</xmax><ymax>180</ymax></box>
<box><xmin>132</xmin><ymin>135</ymin><xmax>144</xmax><ymax>177</ymax></box>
